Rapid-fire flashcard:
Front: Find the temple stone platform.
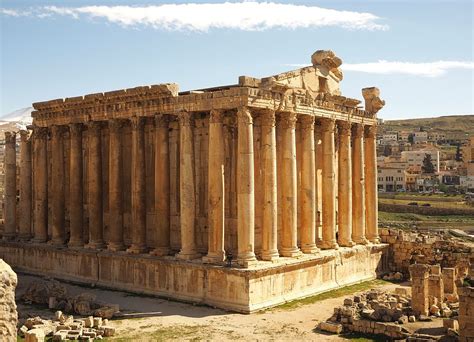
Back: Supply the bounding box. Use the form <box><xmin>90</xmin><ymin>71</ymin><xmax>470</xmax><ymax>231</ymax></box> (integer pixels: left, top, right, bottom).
<box><xmin>0</xmin><ymin>242</ymin><xmax>387</xmax><ymax>313</ymax></box>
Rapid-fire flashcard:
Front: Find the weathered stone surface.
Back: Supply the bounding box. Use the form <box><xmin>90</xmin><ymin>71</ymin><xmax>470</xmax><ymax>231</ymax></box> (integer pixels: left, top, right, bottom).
<box><xmin>0</xmin><ymin>259</ymin><xmax>17</xmax><ymax>342</ymax></box>
<box><xmin>319</xmin><ymin>321</ymin><xmax>343</xmax><ymax>334</ymax></box>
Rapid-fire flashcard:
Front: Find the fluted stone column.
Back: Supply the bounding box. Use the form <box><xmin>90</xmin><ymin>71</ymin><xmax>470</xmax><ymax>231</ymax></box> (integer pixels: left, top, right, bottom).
<box><xmin>204</xmin><ymin>109</ymin><xmax>226</xmax><ymax>263</ymax></box>
<box><xmin>352</xmin><ymin>124</ymin><xmax>368</xmax><ymax>244</ymax></box>
<box><xmin>19</xmin><ymin>130</ymin><xmax>32</xmax><ymax>240</ymax></box>
<box><xmin>3</xmin><ymin>132</ymin><xmax>17</xmax><ymax>240</ymax></box>
<box><xmin>127</xmin><ymin>117</ymin><xmax>147</xmax><ymax>254</ymax></box>
<box><xmin>320</xmin><ymin>119</ymin><xmax>338</xmax><ymax>250</ymax></box>
<box><xmin>51</xmin><ymin>125</ymin><xmax>66</xmax><ymax>246</ymax></box>
<box><xmin>260</xmin><ymin>109</ymin><xmax>279</xmax><ymax>261</ymax></box>
<box><xmin>177</xmin><ymin>111</ymin><xmax>200</xmax><ymax>260</ymax></box>
<box><xmin>108</xmin><ymin>120</ymin><xmax>125</xmax><ymax>251</ymax></box>
<box><xmin>279</xmin><ymin>111</ymin><xmax>301</xmax><ymax>257</ymax></box>
<box><xmin>236</xmin><ymin>107</ymin><xmax>257</xmax><ymax>266</ymax></box>
<box><xmin>337</xmin><ymin>122</ymin><xmax>355</xmax><ymax>247</ymax></box>
<box><xmin>68</xmin><ymin>123</ymin><xmax>84</xmax><ymax>248</ymax></box>
<box><xmin>314</xmin><ymin>123</ymin><xmax>323</xmax><ymax>247</ymax></box>
<box><xmin>364</xmin><ymin>125</ymin><xmax>380</xmax><ymax>243</ymax></box>
<box><xmin>32</xmin><ymin>127</ymin><xmax>48</xmax><ymax>243</ymax></box>
<box><xmin>86</xmin><ymin>121</ymin><xmax>105</xmax><ymax>249</ymax></box>
<box><xmin>300</xmin><ymin>115</ymin><xmax>319</xmax><ymax>254</ymax></box>
<box><xmin>151</xmin><ymin>114</ymin><xmax>171</xmax><ymax>256</ymax></box>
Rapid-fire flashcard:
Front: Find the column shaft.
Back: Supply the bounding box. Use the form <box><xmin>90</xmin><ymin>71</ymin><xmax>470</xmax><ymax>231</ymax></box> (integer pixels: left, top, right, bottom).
<box><xmin>32</xmin><ymin>127</ymin><xmax>48</xmax><ymax>242</ymax></box>
<box><xmin>260</xmin><ymin>110</ymin><xmax>279</xmax><ymax>261</ymax></box>
<box><xmin>177</xmin><ymin>111</ymin><xmax>200</xmax><ymax>260</ymax></box>
<box><xmin>51</xmin><ymin>125</ymin><xmax>65</xmax><ymax>245</ymax></box>
<box><xmin>69</xmin><ymin>123</ymin><xmax>84</xmax><ymax>248</ymax></box>
<box><xmin>3</xmin><ymin>132</ymin><xmax>17</xmax><ymax>240</ymax></box>
<box><xmin>300</xmin><ymin>115</ymin><xmax>318</xmax><ymax>254</ymax></box>
<box><xmin>364</xmin><ymin>125</ymin><xmax>380</xmax><ymax>243</ymax></box>
<box><xmin>337</xmin><ymin>122</ymin><xmax>355</xmax><ymax>247</ymax></box>
<box><xmin>320</xmin><ymin>119</ymin><xmax>338</xmax><ymax>249</ymax></box>
<box><xmin>352</xmin><ymin>124</ymin><xmax>368</xmax><ymax>244</ymax></box>
<box><xmin>314</xmin><ymin>124</ymin><xmax>323</xmax><ymax>247</ymax></box>
<box><xmin>279</xmin><ymin>111</ymin><xmax>301</xmax><ymax>257</ymax></box>
<box><xmin>204</xmin><ymin>110</ymin><xmax>226</xmax><ymax>263</ymax></box>
<box><xmin>151</xmin><ymin>115</ymin><xmax>171</xmax><ymax>256</ymax></box>
<box><xmin>108</xmin><ymin>120</ymin><xmax>125</xmax><ymax>251</ymax></box>
<box><xmin>127</xmin><ymin>117</ymin><xmax>147</xmax><ymax>253</ymax></box>
<box><xmin>86</xmin><ymin>121</ymin><xmax>105</xmax><ymax>249</ymax></box>
<box><xmin>19</xmin><ymin>130</ymin><xmax>32</xmax><ymax>240</ymax></box>
<box><xmin>236</xmin><ymin>107</ymin><xmax>257</xmax><ymax>266</ymax></box>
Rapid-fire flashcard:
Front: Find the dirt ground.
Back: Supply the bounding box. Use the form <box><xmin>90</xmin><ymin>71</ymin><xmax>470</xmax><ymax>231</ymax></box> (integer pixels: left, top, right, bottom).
<box><xmin>16</xmin><ymin>274</ymin><xmax>444</xmax><ymax>341</ymax></box>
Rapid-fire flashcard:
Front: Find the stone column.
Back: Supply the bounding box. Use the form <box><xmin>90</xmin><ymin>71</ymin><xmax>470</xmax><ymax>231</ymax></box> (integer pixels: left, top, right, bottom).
<box><xmin>459</xmin><ymin>286</ymin><xmax>474</xmax><ymax>342</ymax></box>
<box><xmin>279</xmin><ymin>111</ymin><xmax>301</xmax><ymax>257</ymax></box>
<box><xmin>51</xmin><ymin>125</ymin><xmax>66</xmax><ymax>246</ymax></box>
<box><xmin>300</xmin><ymin>115</ymin><xmax>318</xmax><ymax>254</ymax></box>
<box><xmin>320</xmin><ymin>119</ymin><xmax>338</xmax><ymax>250</ymax></box>
<box><xmin>107</xmin><ymin>120</ymin><xmax>125</xmax><ymax>251</ymax></box>
<box><xmin>86</xmin><ymin>121</ymin><xmax>105</xmax><ymax>249</ymax></box>
<box><xmin>151</xmin><ymin>114</ymin><xmax>171</xmax><ymax>256</ymax></box>
<box><xmin>32</xmin><ymin>127</ymin><xmax>48</xmax><ymax>243</ymax></box>
<box><xmin>364</xmin><ymin>125</ymin><xmax>380</xmax><ymax>243</ymax></box>
<box><xmin>352</xmin><ymin>124</ymin><xmax>368</xmax><ymax>245</ymax></box>
<box><xmin>127</xmin><ymin>117</ymin><xmax>147</xmax><ymax>254</ymax></box>
<box><xmin>337</xmin><ymin>121</ymin><xmax>355</xmax><ymax>247</ymax></box>
<box><xmin>410</xmin><ymin>264</ymin><xmax>430</xmax><ymax>317</ymax></box>
<box><xmin>236</xmin><ymin>107</ymin><xmax>257</xmax><ymax>266</ymax></box>
<box><xmin>314</xmin><ymin>123</ymin><xmax>323</xmax><ymax>246</ymax></box>
<box><xmin>19</xmin><ymin>130</ymin><xmax>32</xmax><ymax>240</ymax></box>
<box><xmin>260</xmin><ymin>109</ymin><xmax>279</xmax><ymax>261</ymax></box>
<box><xmin>204</xmin><ymin>109</ymin><xmax>226</xmax><ymax>263</ymax></box>
<box><xmin>177</xmin><ymin>111</ymin><xmax>200</xmax><ymax>260</ymax></box>
<box><xmin>3</xmin><ymin>132</ymin><xmax>17</xmax><ymax>240</ymax></box>
<box><xmin>442</xmin><ymin>268</ymin><xmax>457</xmax><ymax>295</ymax></box>
<box><xmin>68</xmin><ymin>123</ymin><xmax>84</xmax><ymax>248</ymax></box>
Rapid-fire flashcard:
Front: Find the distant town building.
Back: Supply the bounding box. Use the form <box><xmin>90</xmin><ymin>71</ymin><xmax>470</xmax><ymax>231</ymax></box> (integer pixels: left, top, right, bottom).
<box><xmin>401</xmin><ymin>148</ymin><xmax>440</xmax><ymax>173</ymax></box>
<box><xmin>377</xmin><ymin>165</ymin><xmax>406</xmax><ymax>191</ymax></box>
<box><xmin>413</xmin><ymin>131</ymin><xmax>428</xmax><ymax>144</ymax></box>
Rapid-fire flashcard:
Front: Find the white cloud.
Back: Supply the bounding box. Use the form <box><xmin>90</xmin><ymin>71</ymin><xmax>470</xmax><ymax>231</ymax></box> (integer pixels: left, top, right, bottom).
<box><xmin>287</xmin><ymin>60</ymin><xmax>474</xmax><ymax>77</ymax></box>
<box><xmin>0</xmin><ymin>2</ymin><xmax>387</xmax><ymax>31</ymax></box>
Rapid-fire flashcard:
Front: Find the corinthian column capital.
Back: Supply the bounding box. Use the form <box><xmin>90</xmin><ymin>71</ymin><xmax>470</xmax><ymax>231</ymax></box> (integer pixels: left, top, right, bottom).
<box><xmin>338</xmin><ymin>121</ymin><xmax>352</xmax><ymax>135</ymax></box>
<box><xmin>51</xmin><ymin>125</ymin><xmax>66</xmax><ymax>137</ymax></box>
<box><xmin>320</xmin><ymin>118</ymin><xmax>335</xmax><ymax>132</ymax></box>
<box><xmin>278</xmin><ymin>111</ymin><xmax>297</xmax><ymax>129</ymax></box>
<box><xmin>178</xmin><ymin>111</ymin><xmax>194</xmax><ymax>127</ymax></box>
<box><xmin>260</xmin><ymin>109</ymin><xmax>276</xmax><ymax>127</ymax></box>
<box><xmin>209</xmin><ymin>109</ymin><xmax>224</xmax><ymax>124</ymax></box>
<box><xmin>69</xmin><ymin>123</ymin><xmax>83</xmax><ymax>136</ymax></box>
<box><xmin>299</xmin><ymin>115</ymin><xmax>315</xmax><ymax>130</ymax></box>
<box><xmin>33</xmin><ymin>127</ymin><xmax>48</xmax><ymax>139</ymax></box>
<box><xmin>130</xmin><ymin>116</ymin><xmax>146</xmax><ymax>130</ymax></box>
<box><xmin>155</xmin><ymin>114</ymin><xmax>170</xmax><ymax>127</ymax></box>
<box><xmin>364</xmin><ymin>125</ymin><xmax>377</xmax><ymax>138</ymax></box>
<box><xmin>237</xmin><ymin>107</ymin><xmax>253</xmax><ymax>125</ymax></box>
<box><xmin>19</xmin><ymin>129</ymin><xmax>30</xmax><ymax>142</ymax></box>
<box><xmin>352</xmin><ymin>123</ymin><xmax>364</xmax><ymax>137</ymax></box>
<box><xmin>5</xmin><ymin>131</ymin><xmax>17</xmax><ymax>143</ymax></box>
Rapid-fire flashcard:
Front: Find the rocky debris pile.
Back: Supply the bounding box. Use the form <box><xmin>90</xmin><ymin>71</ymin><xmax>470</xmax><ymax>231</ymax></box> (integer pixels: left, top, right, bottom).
<box><xmin>0</xmin><ymin>259</ymin><xmax>18</xmax><ymax>342</ymax></box>
<box><xmin>382</xmin><ymin>272</ymin><xmax>404</xmax><ymax>282</ymax></box>
<box><xmin>18</xmin><ymin>311</ymin><xmax>115</xmax><ymax>341</ymax></box>
<box><xmin>318</xmin><ymin>287</ymin><xmax>461</xmax><ymax>340</ymax></box>
<box><xmin>22</xmin><ymin>280</ymin><xmax>119</xmax><ymax>319</ymax></box>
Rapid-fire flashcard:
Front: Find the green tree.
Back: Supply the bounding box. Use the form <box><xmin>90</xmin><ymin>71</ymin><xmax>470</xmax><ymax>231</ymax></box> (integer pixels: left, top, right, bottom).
<box><xmin>408</xmin><ymin>134</ymin><xmax>414</xmax><ymax>144</ymax></box>
<box><xmin>422</xmin><ymin>153</ymin><xmax>435</xmax><ymax>174</ymax></box>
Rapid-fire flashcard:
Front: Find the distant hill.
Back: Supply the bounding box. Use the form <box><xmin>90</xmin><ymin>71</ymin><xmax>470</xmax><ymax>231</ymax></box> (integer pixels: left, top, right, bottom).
<box><xmin>382</xmin><ymin>115</ymin><xmax>474</xmax><ymax>136</ymax></box>
<box><xmin>0</xmin><ymin>107</ymin><xmax>34</xmax><ymax>139</ymax></box>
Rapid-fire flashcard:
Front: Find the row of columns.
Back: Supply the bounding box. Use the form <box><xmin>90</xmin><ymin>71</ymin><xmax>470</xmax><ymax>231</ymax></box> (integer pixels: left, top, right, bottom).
<box><xmin>2</xmin><ymin>107</ymin><xmax>379</xmax><ymax>267</ymax></box>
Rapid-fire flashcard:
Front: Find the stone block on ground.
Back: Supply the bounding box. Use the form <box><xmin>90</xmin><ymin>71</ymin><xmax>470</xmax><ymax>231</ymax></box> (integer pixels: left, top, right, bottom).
<box><xmin>25</xmin><ymin>328</ymin><xmax>45</xmax><ymax>342</ymax></box>
<box><xmin>318</xmin><ymin>321</ymin><xmax>343</xmax><ymax>334</ymax></box>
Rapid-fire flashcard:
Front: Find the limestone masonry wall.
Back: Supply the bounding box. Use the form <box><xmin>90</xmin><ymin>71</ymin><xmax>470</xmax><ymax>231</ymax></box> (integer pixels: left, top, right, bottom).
<box><xmin>0</xmin><ymin>259</ymin><xmax>18</xmax><ymax>342</ymax></box>
<box><xmin>380</xmin><ymin>228</ymin><xmax>472</xmax><ymax>278</ymax></box>
<box><xmin>459</xmin><ymin>286</ymin><xmax>474</xmax><ymax>342</ymax></box>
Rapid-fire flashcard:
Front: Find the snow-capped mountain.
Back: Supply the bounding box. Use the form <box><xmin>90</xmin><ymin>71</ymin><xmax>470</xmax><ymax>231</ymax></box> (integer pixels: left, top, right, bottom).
<box><xmin>0</xmin><ymin>107</ymin><xmax>34</xmax><ymax>130</ymax></box>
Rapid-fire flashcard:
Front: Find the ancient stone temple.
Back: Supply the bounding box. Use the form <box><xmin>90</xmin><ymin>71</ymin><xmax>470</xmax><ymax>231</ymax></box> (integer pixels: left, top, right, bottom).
<box><xmin>0</xmin><ymin>50</ymin><xmax>387</xmax><ymax>312</ymax></box>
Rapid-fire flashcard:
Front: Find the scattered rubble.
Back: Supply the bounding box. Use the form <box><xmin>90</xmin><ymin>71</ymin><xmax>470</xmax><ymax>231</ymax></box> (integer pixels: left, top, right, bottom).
<box><xmin>19</xmin><ymin>311</ymin><xmax>115</xmax><ymax>341</ymax></box>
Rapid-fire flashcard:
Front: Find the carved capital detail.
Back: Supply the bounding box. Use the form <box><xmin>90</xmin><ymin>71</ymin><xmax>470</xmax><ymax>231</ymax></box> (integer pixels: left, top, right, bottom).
<box><xmin>209</xmin><ymin>109</ymin><xmax>224</xmax><ymax>124</ymax></box>
<box><xmin>178</xmin><ymin>111</ymin><xmax>194</xmax><ymax>127</ymax></box>
<box><xmin>351</xmin><ymin>123</ymin><xmax>364</xmax><ymax>138</ymax></box>
<box><xmin>155</xmin><ymin>114</ymin><xmax>170</xmax><ymax>128</ymax></box>
<box><xmin>260</xmin><ymin>109</ymin><xmax>276</xmax><ymax>127</ymax></box>
<box><xmin>19</xmin><ymin>130</ymin><xmax>30</xmax><ymax>142</ymax></box>
<box><xmin>130</xmin><ymin>116</ymin><xmax>146</xmax><ymax>130</ymax></box>
<box><xmin>364</xmin><ymin>125</ymin><xmax>377</xmax><ymax>139</ymax></box>
<box><xmin>87</xmin><ymin>121</ymin><xmax>104</xmax><ymax>134</ymax></box>
<box><xmin>69</xmin><ymin>123</ymin><xmax>83</xmax><ymax>136</ymax></box>
<box><xmin>320</xmin><ymin>118</ymin><xmax>335</xmax><ymax>133</ymax></box>
<box><xmin>108</xmin><ymin>119</ymin><xmax>126</xmax><ymax>133</ymax></box>
<box><xmin>338</xmin><ymin>121</ymin><xmax>352</xmax><ymax>135</ymax></box>
<box><xmin>237</xmin><ymin>107</ymin><xmax>253</xmax><ymax>125</ymax></box>
<box><xmin>51</xmin><ymin>125</ymin><xmax>66</xmax><ymax>137</ymax></box>
<box><xmin>278</xmin><ymin>111</ymin><xmax>297</xmax><ymax>129</ymax></box>
<box><xmin>33</xmin><ymin>127</ymin><xmax>48</xmax><ymax>139</ymax></box>
<box><xmin>299</xmin><ymin>115</ymin><xmax>315</xmax><ymax>130</ymax></box>
<box><xmin>5</xmin><ymin>131</ymin><xmax>16</xmax><ymax>144</ymax></box>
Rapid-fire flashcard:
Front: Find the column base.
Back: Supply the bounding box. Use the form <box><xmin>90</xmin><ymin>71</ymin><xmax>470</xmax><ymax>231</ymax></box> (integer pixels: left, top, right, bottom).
<box><xmin>18</xmin><ymin>234</ymin><xmax>32</xmax><ymax>241</ymax></box>
<box><xmin>31</xmin><ymin>237</ymin><xmax>48</xmax><ymax>244</ymax></box>
<box><xmin>126</xmin><ymin>245</ymin><xmax>148</xmax><ymax>254</ymax></box>
<box><xmin>50</xmin><ymin>239</ymin><xmax>66</xmax><ymax>247</ymax></box>
<box><xmin>68</xmin><ymin>239</ymin><xmax>84</xmax><ymax>249</ymax></box>
<box><xmin>107</xmin><ymin>242</ymin><xmax>126</xmax><ymax>252</ymax></box>
<box><xmin>280</xmin><ymin>247</ymin><xmax>302</xmax><ymax>258</ymax></box>
<box><xmin>237</xmin><ymin>257</ymin><xmax>258</xmax><ymax>268</ymax></box>
<box><xmin>176</xmin><ymin>250</ymin><xmax>201</xmax><ymax>261</ymax></box>
<box><xmin>368</xmin><ymin>236</ymin><xmax>381</xmax><ymax>244</ymax></box>
<box><xmin>301</xmin><ymin>244</ymin><xmax>319</xmax><ymax>254</ymax></box>
<box><xmin>2</xmin><ymin>233</ymin><xmax>16</xmax><ymax>241</ymax></box>
<box><xmin>261</xmin><ymin>249</ymin><xmax>280</xmax><ymax>262</ymax></box>
<box><xmin>202</xmin><ymin>251</ymin><xmax>226</xmax><ymax>264</ymax></box>
<box><xmin>319</xmin><ymin>240</ymin><xmax>339</xmax><ymax>250</ymax></box>
<box><xmin>338</xmin><ymin>239</ymin><xmax>356</xmax><ymax>247</ymax></box>
<box><xmin>150</xmin><ymin>247</ymin><xmax>170</xmax><ymax>257</ymax></box>
<box><xmin>353</xmin><ymin>237</ymin><xmax>369</xmax><ymax>245</ymax></box>
<box><xmin>85</xmin><ymin>241</ymin><xmax>106</xmax><ymax>250</ymax></box>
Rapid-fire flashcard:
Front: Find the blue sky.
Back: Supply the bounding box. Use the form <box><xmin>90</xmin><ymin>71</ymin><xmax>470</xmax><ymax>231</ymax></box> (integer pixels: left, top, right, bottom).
<box><xmin>1</xmin><ymin>0</ymin><xmax>473</xmax><ymax>120</ymax></box>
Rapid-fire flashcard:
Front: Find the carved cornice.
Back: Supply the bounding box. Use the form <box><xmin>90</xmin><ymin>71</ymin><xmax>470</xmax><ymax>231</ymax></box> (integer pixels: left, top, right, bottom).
<box><xmin>278</xmin><ymin>111</ymin><xmax>297</xmax><ymax>129</ymax></box>
<box><xmin>209</xmin><ymin>109</ymin><xmax>224</xmax><ymax>124</ymax></box>
<box><xmin>178</xmin><ymin>111</ymin><xmax>194</xmax><ymax>127</ymax></box>
<box><xmin>237</xmin><ymin>107</ymin><xmax>253</xmax><ymax>125</ymax></box>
